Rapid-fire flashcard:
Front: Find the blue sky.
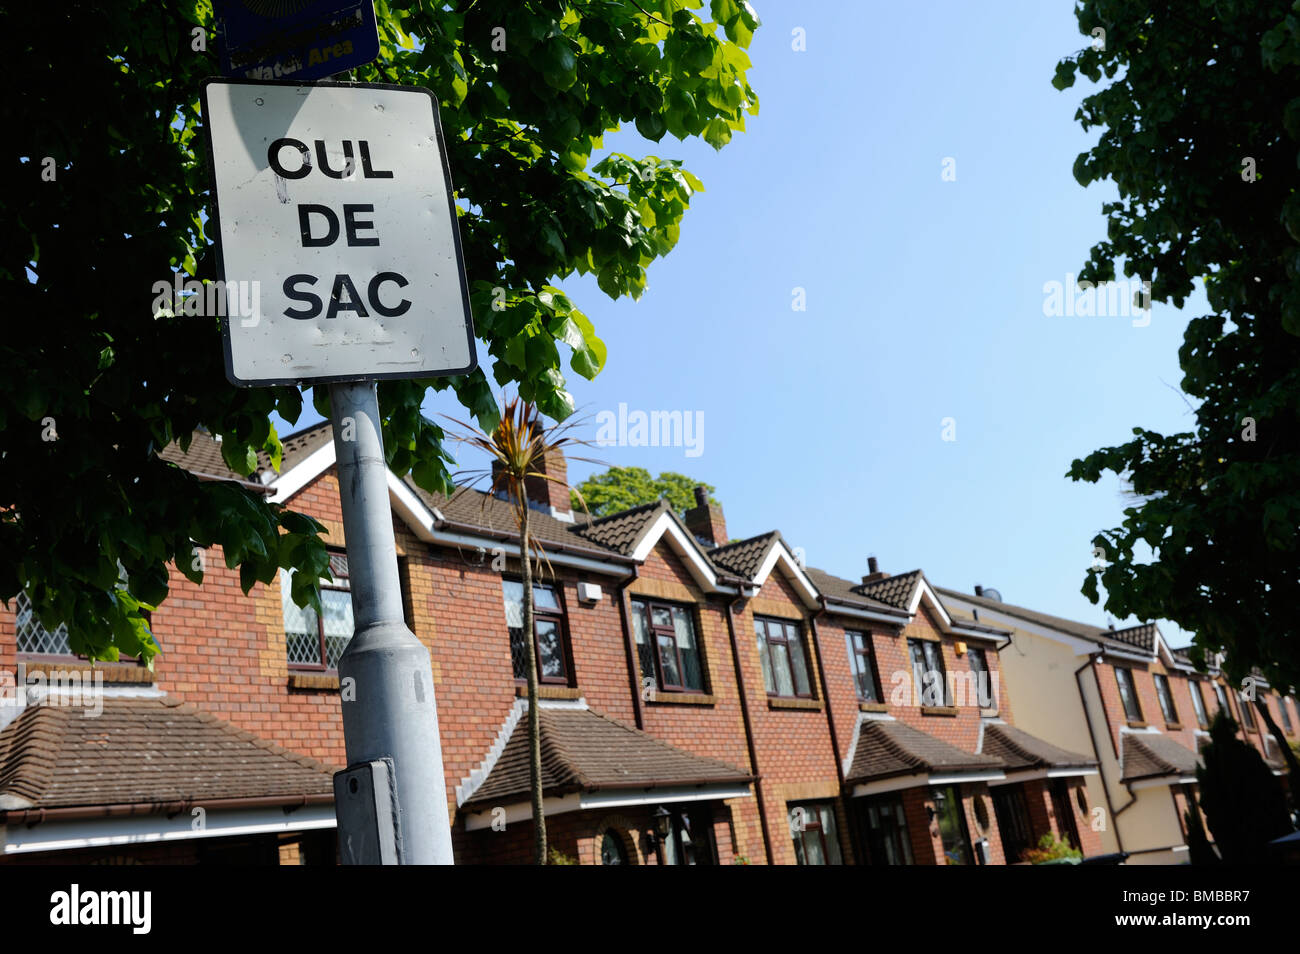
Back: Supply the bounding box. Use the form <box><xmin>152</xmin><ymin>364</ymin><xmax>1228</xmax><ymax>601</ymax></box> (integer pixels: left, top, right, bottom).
<box><xmin>287</xmin><ymin>2</ymin><xmax>1203</xmax><ymax>645</ymax></box>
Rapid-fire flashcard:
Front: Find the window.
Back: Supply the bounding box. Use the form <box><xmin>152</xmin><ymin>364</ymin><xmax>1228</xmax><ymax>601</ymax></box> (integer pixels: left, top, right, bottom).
<box><xmin>754</xmin><ymin>616</ymin><xmax>813</xmax><ymax>698</ymax></box>
<box><xmin>909</xmin><ymin>638</ymin><xmax>950</xmax><ymax>706</ymax></box>
<box><xmin>1281</xmin><ymin>697</ymin><xmax>1295</xmax><ymax>735</ymax></box>
<box><xmin>1189</xmin><ymin>680</ymin><xmax>1209</xmax><ymax>728</ymax></box>
<box><xmin>1237</xmin><ymin>691</ymin><xmax>1256</xmax><ymax>730</ymax></box>
<box><xmin>1114</xmin><ymin>667</ymin><xmax>1143</xmax><ymax>722</ymax></box>
<box><xmin>14</xmin><ymin>590</ymin><xmax>72</xmax><ymax>656</ymax></box>
<box><xmin>788</xmin><ymin>801</ymin><xmax>843</xmax><ymax>865</ymax></box>
<box><xmin>630</xmin><ymin>598</ymin><xmax>704</xmax><ymax>693</ymax></box>
<box><xmin>658</xmin><ymin>806</ymin><xmax>715</xmax><ymax>865</ymax></box>
<box><xmin>966</xmin><ymin>646</ymin><xmax>995</xmax><ymax>708</ymax></box>
<box><xmin>930</xmin><ymin>786</ymin><xmax>973</xmax><ymax>865</ymax></box>
<box><xmin>1050</xmin><ymin>778</ymin><xmax>1081</xmax><ymax>849</ymax></box>
<box><xmin>1214</xmin><ymin>683</ymin><xmax>1231</xmax><ymax>718</ymax></box>
<box><xmin>845</xmin><ymin>630</ymin><xmax>881</xmax><ymax>703</ymax></box>
<box><xmin>283</xmin><ymin>552</ymin><xmax>354</xmax><ymax>671</ymax></box>
<box><xmin>502</xmin><ymin>580</ymin><xmax>570</xmax><ymax>684</ymax></box>
<box><xmin>600</xmin><ymin>830</ymin><xmax>628</xmax><ymax>865</ymax></box>
<box><xmin>858</xmin><ymin>794</ymin><xmax>913</xmax><ymax>865</ymax></box>
<box><xmin>1154</xmin><ymin>674</ymin><xmax>1179</xmax><ymax>725</ymax></box>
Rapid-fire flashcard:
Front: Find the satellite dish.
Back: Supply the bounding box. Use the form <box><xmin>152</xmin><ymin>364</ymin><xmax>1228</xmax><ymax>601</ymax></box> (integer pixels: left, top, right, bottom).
<box><xmin>982</xmin><ymin>588</ymin><xmax>1002</xmax><ymax>602</ymax></box>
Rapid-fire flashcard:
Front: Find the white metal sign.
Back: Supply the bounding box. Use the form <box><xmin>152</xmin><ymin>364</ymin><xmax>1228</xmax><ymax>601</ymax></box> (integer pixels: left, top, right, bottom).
<box><xmin>201</xmin><ymin>79</ymin><xmax>477</xmax><ymax>386</ymax></box>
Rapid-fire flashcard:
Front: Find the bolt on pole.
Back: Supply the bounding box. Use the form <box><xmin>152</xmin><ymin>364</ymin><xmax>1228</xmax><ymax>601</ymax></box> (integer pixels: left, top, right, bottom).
<box><xmin>330</xmin><ymin>379</ymin><xmax>453</xmax><ymax>864</ymax></box>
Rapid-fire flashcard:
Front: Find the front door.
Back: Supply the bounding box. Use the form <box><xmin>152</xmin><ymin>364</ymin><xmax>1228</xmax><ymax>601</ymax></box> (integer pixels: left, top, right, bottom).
<box><xmin>991</xmin><ymin>785</ymin><xmax>1034</xmax><ymax>864</ymax></box>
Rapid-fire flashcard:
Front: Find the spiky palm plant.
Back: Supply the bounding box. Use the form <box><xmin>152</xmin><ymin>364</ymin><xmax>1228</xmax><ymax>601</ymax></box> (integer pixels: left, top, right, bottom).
<box><xmin>445</xmin><ymin>396</ymin><xmax>595</xmax><ymax>864</ymax></box>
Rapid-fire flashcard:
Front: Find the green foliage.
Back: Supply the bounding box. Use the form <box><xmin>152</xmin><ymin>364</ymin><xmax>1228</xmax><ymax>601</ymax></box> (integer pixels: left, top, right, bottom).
<box><xmin>571</xmin><ymin>466</ymin><xmax>716</xmax><ymax>517</ymax></box>
<box><xmin>547</xmin><ymin>846</ymin><xmax>577</xmax><ymax>865</ymax></box>
<box><xmin>1195</xmin><ymin>709</ymin><xmax>1292</xmax><ymax>864</ymax></box>
<box><xmin>1022</xmin><ymin>832</ymin><xmax>1082</xmax><ymax>865</ymax></box>
<box><xmin>1057</xmin><ymin>2</ymin><xmax>1300</xmax><ymax>689</ymax></box>
<box><xmin>0</xmin><ymin>2</ymin><xmax>758</xmax><ymax>659</ymax></box>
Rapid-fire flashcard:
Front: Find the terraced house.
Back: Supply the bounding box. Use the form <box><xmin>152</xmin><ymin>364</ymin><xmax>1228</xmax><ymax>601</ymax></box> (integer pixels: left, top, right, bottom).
<box><xmin>940</xmin><ymin>587</ymin><xmax>1299</xmax><ymax>865</ymax></box>
<box><xmin>3</xmin><ymin>424</ymin><xmax>1131</xmax><ymax>865</ymax></box>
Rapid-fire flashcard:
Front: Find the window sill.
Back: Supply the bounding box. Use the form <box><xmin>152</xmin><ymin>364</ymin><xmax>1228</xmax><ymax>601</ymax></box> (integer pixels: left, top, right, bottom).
<box><xmin>979</xmin><ymin>707</ymin><xmax>1000</xmax><ymax>718</ymax></box>
<box><xmin>1165</xmin><ymin>722</ymin><xmax>1184</xmax><ymax>731</ymax></box>
<box><xmin>768</xmin><ymin>697</ymin><xmax>821</xmax><ymax>711</ymax></box>
<box><xmin>515</xmin><ymin>685</ymin><xmax>582</xmax><ymax>700</ymax></box>
<box><xmin>920</xmin><ymin>705</ymin><xmax>959</xmax><ymax>717</ymax></box>
<box><xmin>288</xmin><ymin>672</ymin><xmax>339</xmax><ymax>691</ymax></box>
<box><xmin>859</xmin><ymin>702</ymin><xmax>889</xmax><ymax>713</ymax></box>
<box><xmin>648</xmin><ymin>692</ymin><xmax>716</xmax><ymax>706</ymax></box>
<box><xmin>1126</xmin><ymin>720</ymin><xmax>1148</xmax><ymax>729</ymax></box>
<box><xmin>21</xmin><ymin>660</ymin><xmax>154</xmax><ymax>685</ymax></box>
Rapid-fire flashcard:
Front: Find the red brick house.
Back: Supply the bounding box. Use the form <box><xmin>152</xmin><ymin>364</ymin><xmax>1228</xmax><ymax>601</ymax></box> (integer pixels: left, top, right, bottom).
<box><xmin>1</xmin><ymin>425</ymin><xmax>1113</xmax><ymax>864</ymax></box>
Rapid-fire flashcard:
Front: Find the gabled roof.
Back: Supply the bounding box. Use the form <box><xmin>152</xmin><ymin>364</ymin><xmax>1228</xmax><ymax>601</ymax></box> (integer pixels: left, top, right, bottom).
<box><xmin>0</xmin><ymin>698</ymin><xmax>335</xmax><ymax>813</ymax></box>
<box><xmin>803</xmin><ymin>568</ymin><xmax>908</xmax><ymax>616</ymax></box>
<box><xmin>1120</xmin><ymin>732</ymin><xmax>1201</xmax><ymax>782</ymax></box>
<box><xmin>981</xmin><ymin>723</ymin><xmax>1097</xmax><ymax>773</ymax></box>
<box><xmin>708</xmin><ymin>532</ymin><xmax>781</xmax><ymax>580</ymax></box>
<box><xmin>858</xmin><ymin>570</ymin><xmax>924</xmax><ymax>610</ymax></box>
<box><xmin>576</xmin><ymin>499</ymin><xmax>669</xmax><ymax>555</ymax></box>
<box><xmin>845</xmin><ymin>720</ymin><xmax>1003</xmax><ymax>785</ymax></box>
<box><xmin>158</xmin><ymin>420</ymin><xmax>333</xmax><ymax>485</ymax></box>
<box><xmin>459</xmin><ymin>707</ymin><xmax>751</xmax><ymax>810</ymax></box>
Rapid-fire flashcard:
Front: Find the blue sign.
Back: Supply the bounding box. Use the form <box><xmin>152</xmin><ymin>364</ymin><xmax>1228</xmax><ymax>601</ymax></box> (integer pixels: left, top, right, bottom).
<box><xmin>216</xmin><ymin>0</ymin><xmax>380</xmax><ymax>81</ymax></box>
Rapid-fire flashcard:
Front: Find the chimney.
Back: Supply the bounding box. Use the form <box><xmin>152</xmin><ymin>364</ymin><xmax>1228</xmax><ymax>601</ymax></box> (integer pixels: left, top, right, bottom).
<box><xmin>862</xmin><ymin>556</ymin><xmax>889</xmax><ymax>585</ymax></box>
<box><xmin>684</xmin><ymin>486</ymin><xmax>727</xmax><ymax>547</ymax></box>
<box><xmin>523</xmin><ymin>447</ymin><xmax>571</xmax><ymax>517</ymax></box>
<box><xmin>974</xmin><ymin>584</ymin><xmax>984</xmax><ymax>598</ymax></box>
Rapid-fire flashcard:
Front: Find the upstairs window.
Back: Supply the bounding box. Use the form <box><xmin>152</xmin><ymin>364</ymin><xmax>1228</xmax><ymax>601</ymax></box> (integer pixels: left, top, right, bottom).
<box><xmin>283</xmin><ymin>552</ymin><xmax>354</xmax><ymax>672</ymax></box>
<box><xmin>755</xmin><ymin>616</ymin><xmax>813</xmax><ymax>698</ymax></box>
<box><xmin>1115</xmin><ymin>667</ymin><xmax>1143</xmax><ymax>722</ymax></box>
<box><xmin>14</xmin><ymin>590</ymin><xmax>72</xmax><ymax>656</ymax></box>
<box><xmin>631</xmin><ymin>598</ymin><xmax>704</xmax><ymax>693</ymax></box>
<box><xmin>908</xmin><ymin>638</ymin><xmax>951</xmax><ymax>707</ymax></box>
<box><xmin>1154</xmin><ymin>674</ymin><xmax>1179</xmax><ymax>725</ymax></box>
<box><xmin>1237</xmin><ymin>691</ymin><xmax>1257</xmax><ymax>730</ymax></box>
<box><xmin>845</xmin><ymin>631</ymin><xmax>882</xmax><ymax>703</ymax></box>
<box><xmin>1189</xmin><ymin>680</ymin><xmax>1209</xmax><ymax>728</ymax></box>
<box><xmin>1214</xmin><ymin>683</ymin><xmax>1231</xmax><ymax>718</ymax></box>
<box><xmin>1280</xmin><ymin>697</ymin><xmax>1295</xmax><ymax>734</ymax></box>
<box><xmin>502</xmin><ymin>580</ymin><xmax>570</xmax><ymax>685</ymax></box>
<box><xmin>966</xmin><ymin>646</ymin><xmax>995</xmax><ymax>708</ymax></box>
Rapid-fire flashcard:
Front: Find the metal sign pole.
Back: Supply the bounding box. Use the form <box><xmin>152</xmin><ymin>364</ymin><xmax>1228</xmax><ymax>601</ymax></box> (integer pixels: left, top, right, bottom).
<box><xmin>329</xmin><ymin>379</ymin><xmax>452</xmax><ymax>864</ymax></box>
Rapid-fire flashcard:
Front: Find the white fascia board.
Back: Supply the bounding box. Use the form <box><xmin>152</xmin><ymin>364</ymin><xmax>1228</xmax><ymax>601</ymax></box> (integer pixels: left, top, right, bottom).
<box><xmin>462</xmin><ymin>795</ymin><xmax>583</xmax><ymax>831</ymax></box>
<box><xmin>629</xmin><ymin>511</ymin><xmax>719</xmax><ymax>591</ymax></box>
<box><xmin>751</xmin><ymin>542</ymin><xmax>820</xmax><ymax>608</ymax></box>
<box><xmin>1128</xmin><ymin>775</ymin><xmax>1195</xmax><ymax>792</ymax></box>
<box><xmin>428</xmin><ymin>527</ymin><xmax>629</xmax><ymax>577</ymax></box>
<box><xmin>910</xmin><ymin>578</ymin><xmax>953</xmax><ymax>629</ymax></box>
<box><xmin>929</xmin><ymin>770</ymin><xmax>1005</xmax><ymax>785</ymax></box>
<box><xmin>821</xmin><ymin>600</ymin><xmax>912</xmax><ymax>627</ymax></box>
<box><xmin>995</xmin><ymin>767</ymin><xmax>1099</xmax><ymax>786</ymax></box>
<box><xmin>578</xmin><ymin>783</ymin><xmax>752</xmax><ymax>811</ymax></box>
<box><xmin>850</xmin><ymin>774</ymin><xmax>931</xmax><ymax>799</ymax></box>
<box><xmin>388</xmin><ymin>471</ymin><xmax>438</xmax><ymax>542</ymax></box>
<box><xmin>2</xmin><ymin>804</ymin><xmax>336</xmax><ymax>855</ymax></box>
<box><xmin>268</xmin><ymin>440</ymin><xmax>337</xmax><ymax>505</ymax></box>
<box><xmin>949</xmin><ymin>623</ymin><xmax>1010</xmax><ymax>646</ymax></box>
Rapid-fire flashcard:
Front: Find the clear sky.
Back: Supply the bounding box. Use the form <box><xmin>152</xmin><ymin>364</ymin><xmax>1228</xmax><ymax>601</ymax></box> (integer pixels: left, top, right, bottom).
<box><xmin>286</xmin><ymin>1</ymin><xmax>1204</xmax><ymax>645</ymax></box>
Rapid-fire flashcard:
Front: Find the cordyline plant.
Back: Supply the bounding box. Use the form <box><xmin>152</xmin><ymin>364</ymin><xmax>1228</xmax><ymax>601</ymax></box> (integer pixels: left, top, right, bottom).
<box><xmin>445</xmin><ymin>395</ymin><xmax>599</xmax><ymax>864</ymax></box>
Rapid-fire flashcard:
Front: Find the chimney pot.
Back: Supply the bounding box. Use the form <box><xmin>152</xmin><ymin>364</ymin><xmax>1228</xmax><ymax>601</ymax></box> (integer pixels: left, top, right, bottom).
<box><xmin>975</xmin><ymin>584</ymin><xmax>984</xmax><ymax>598</ymax></box>
<box><xmin>693</xmin><ymin>486</ymin><xmax>709</xmax><ymax>508</ymax></box>
<box><xmin>868</xmin><ymin>556</ymin><xmax>879</xmax><ymax>574</ymax></box>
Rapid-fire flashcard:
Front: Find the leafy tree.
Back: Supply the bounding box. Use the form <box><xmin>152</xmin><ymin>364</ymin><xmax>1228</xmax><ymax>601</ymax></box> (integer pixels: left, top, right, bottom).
<box><xmin>1055</xmin><ymin>3</ymin><xmax>1300</xmax><ymax>700</ymax></box>
<box><xmin>0</xmin><ymin>1</ymin><xmax>759</xmax><ymax>659</ymax></box>
<box><xmin>572</xmin><ymin>465</ymin><xmax>716</xmax><ymax>517</ymax></box>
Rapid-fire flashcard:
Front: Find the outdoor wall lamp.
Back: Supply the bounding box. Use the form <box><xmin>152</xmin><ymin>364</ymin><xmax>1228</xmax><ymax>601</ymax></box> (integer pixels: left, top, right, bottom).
<box><xmin>653</xmin><ymin>805</ymin><xmax>672</xmax><ymax>838</ymax></box>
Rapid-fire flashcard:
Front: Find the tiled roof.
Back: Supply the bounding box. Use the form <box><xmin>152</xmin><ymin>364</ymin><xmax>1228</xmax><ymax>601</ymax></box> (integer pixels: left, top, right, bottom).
<box><xmin>576</xmin><ymin>500</ymin><xmax>669</xmax><ymax>555</ymax></box>
<box><xmin>936</xmin><ymin>586</ymin><xmax>1159</xmax><ymax>656</ymax></box>
<box><xmin>0</xmin><ymin>698</ymin><xmax>335</xmax><ymax>812</ymax></box>
<box><xmin>158</xmin><ymin>420</ymin><xmax>333</xmax><ymax>483</ymax></box>
<box><xmin>1120</xmin><ymin>732</ymin><xmax>1201</xmax><ymax>782</ymax></box>
<box><xmin>845</xmin><ymin>719</ymin><xmax>1003</xmax><ymax>785</ymax></box>
<box><xmin>461</xmin><ymin>707</ymin><xmax>751</xmax><ymax>809</ymax></box>
<box><xmin>981</xmin><ymin>723</ymin><xmax>1097</xmax><ymax>772</ymax></box>
<box><xmin>857</xmin><ymin>570</ymin><xmax>923</xmax><ymax>610</ymax></box>
<box><xmin>803</xmin><ymin>568</ymin><xmax>908</xmax><ymax>616</ymax></box>
<box><xmin>708</xmin><ymin>532</ymin><xmax>780</xmax><ymax>579</ymax></box>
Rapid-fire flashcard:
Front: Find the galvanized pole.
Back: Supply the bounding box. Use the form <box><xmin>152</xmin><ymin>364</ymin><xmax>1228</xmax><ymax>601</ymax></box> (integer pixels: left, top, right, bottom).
<box><xmin>330</xmin><ymin>379</ymin><xmax>453</xmax><ymax>864</ymax></box>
